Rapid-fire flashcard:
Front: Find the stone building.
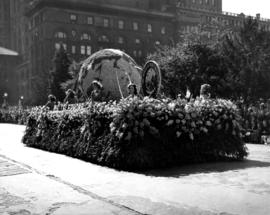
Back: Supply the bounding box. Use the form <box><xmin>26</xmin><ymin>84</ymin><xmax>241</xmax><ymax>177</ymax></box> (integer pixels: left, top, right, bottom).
<box><xmin>0</xmin><ymin>47</ymin><xmax>19</xmax><ymax>104</ymax></box>
<box><xmin>0</xmin><ymin>0</ymin><xmax>10</xmax><ymax>48</ymax></box>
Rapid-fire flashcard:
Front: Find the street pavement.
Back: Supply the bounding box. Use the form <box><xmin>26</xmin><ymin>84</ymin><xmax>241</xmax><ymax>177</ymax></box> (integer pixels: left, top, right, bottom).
<box><xmin>0</xmin><ymin>124</ymin><xmax>270</xmax><ymax>215</ymax></box>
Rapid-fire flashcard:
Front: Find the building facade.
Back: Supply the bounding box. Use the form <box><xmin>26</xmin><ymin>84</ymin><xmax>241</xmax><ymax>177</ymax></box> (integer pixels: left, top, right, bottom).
<box><xmin>177</xmin><ymin>0</ymin><xmax>270</xmax><ymax>37</ymax></box>
<box><xmin>0</xmin><ymin>0</ymin><xmax>10</xmax><ymax>48</ymax></box>
<box><xmin>0</xmin><ymin>47</ymin><xmax>19</xmax><ymax>104</ymax></box>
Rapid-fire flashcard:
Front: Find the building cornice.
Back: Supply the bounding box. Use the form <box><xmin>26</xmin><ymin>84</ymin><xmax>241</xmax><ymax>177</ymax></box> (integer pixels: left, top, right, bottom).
<box><xmin>26</xmin><ymin>0</ymin><xmax>176</xmax><ymax>21</ymax></box>
<box><xmin>177</xmin><ymin>6</ymin><xmax>270</xmax><ymax>23</ymax></box>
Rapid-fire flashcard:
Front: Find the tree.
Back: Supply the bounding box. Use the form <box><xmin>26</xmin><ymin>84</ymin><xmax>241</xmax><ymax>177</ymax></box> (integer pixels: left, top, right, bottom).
<box><xmin>60</xmin><ymin>60</ymin><xmax>82</xmax><ymax>92</ymax></box>
<box><xmin>221</xmin><ymin>17</ymin><xmax>270</xmax><ymax>101</ymax></box>
<box><xmin>30</xmin><ymin>72</ymin><xmax>50</xmax><ymax>105</ymax></box>
<box><xmin>148</xmin><ymin>43</ymin><xmax>228</xmax><ymax>99</ymax></box>
<box><xmin>51</xmin><ymin>44</ymin><xmax>71</xmax><ymax>101</ymax></box>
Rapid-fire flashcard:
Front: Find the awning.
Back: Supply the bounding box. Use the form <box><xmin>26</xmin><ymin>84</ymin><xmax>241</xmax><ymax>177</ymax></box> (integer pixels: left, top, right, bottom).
<box><xmin>0</xmin><ymin>47</ymin><xmax>19</xmax><ymax>56</ymax></box>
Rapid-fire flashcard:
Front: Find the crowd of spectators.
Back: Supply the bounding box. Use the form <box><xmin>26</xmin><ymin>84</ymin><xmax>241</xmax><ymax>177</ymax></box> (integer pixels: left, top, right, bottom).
<box><xmin>236</xmin><ymin>98</ymin><xmax>270</xmax><ymax>144</ymax></box>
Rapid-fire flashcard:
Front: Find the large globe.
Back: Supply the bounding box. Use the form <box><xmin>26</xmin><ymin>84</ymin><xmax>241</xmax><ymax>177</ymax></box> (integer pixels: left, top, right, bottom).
<box><xmin>77</xmin><ymin>49</ymin><xmax>142</xmax><ymax>101</ymax></box>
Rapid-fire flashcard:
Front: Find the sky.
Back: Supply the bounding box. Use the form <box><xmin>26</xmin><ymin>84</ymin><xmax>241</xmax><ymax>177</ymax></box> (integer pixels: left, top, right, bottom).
<box><xmin>223</xmin><ymin>0</ymin><xmax>270</xmax><ymax>19</ymax></box>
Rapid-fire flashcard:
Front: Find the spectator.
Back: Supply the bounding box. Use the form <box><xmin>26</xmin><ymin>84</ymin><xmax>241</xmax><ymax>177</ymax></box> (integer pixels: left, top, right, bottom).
<box><xmin>1</xmin><ymin>100</ymin><xmax>8</xmax><ymax>110</ymax></box>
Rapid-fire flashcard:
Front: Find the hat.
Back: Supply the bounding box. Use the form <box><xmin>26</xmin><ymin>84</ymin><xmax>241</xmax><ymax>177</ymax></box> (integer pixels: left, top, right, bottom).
<box><xmin>48</xmin><ymin>94</ymin><xmax>56</xmax><ymax>102</ymax></box>
<box><xmin>91</xmin><ymin>80</ymin><xmax>103</xmax><ymax>89</ymax></box>
<box><xmin>127</xmin><ymin>83</ymin><xmax>136</xmax><ymax>89</ymax></box>
<box><xmin>66</xmin><ymin>89</ymin><xmax>75</xmax><ymax>95</ymax></box>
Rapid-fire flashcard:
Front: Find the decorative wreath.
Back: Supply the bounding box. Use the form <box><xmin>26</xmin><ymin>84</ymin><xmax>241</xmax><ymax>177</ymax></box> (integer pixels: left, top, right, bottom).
<box><xmin>141</xmin><ymin>61</ymin><xmax>162</xmax><ymax>98</ymax></box>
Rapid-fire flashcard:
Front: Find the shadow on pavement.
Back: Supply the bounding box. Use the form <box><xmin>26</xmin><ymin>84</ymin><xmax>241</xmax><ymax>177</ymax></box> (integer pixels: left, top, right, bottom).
<box><xmin>141</xmin><ymin>159</ymin><xmax>270</xmax><ymax>178</ymax></box>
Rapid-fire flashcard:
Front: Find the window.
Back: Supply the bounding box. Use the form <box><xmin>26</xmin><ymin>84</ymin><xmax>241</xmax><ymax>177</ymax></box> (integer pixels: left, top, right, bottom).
<box><xmin>71</xmin><ymin>30</ymin><xmax>76</xmax><ymax>37</ymax></box>
<box><xmin>147</xmin><ymin>24</ymin><xmax>152</xmax><ymax>33</ymax></box>
<box><xmin>133</xmin><ymin>22</ymin><xmax>139</xmax><ymax>31</ymax></box>
<box><xmin>72</xmin><ymin>45</ymin><xmax>76</xmax><ymax>54</ymax></box>
<box><xmin>118</xmin><ymin>20</ymin><xmax>124</xmax><ymax>29</ymax></box>
<box><xmin>81</xmin><ymin>33</ymin><xmax>91</xmax><ymax>40</ymax></box>
<box><xmin>133</xmin><ymin>50</ymin><xmax>137</xmax><ymax>57</ymax></box>
<box><xmin>135</xmin><ymin>38</ymin><xmax>141</xmax><ymax>44</ymax></box>
<box><xmin>54</xmin><ymin>32</ymin><xmax>67</xmax><ymax>39</ymax></box>
<box><xmin>118</xmin><ymin>36</ymin><xmax>124</xmax><ymax>44</ymax></box>
<box><xmin>55</xmin><ymin>43</ymin><xmax>66</xmax><ymax>50</ymax></box>
<box><xmin>70</xmin><ymin>14</ymin><xmax>77</xmax><ymax>22</ymax></box>
<box><xmin>98</xmin><ymin>35</ymin><xmax>109</xmax><ymax>42</ymax></box>
<box><xmin>87</xmin><ymin>16</ymin><xmax>93</xmax><ymax>25</ymax></box>
<box><xmin>55</xmin><ymin>43</ymin><xmax>60</xmax><ymax>49</ymax></box>
<box><xmin>86</xmin><ymin>46</ymin><xmax>91</xmax><ymax>55</ymax></box>
<box><xmin>161</xmin><ymin>26</ymin><xmax>166</xmax><ymax>34</ymax></box>
<box><xmin>81</xmin><ymin>45</ymin><xmax>86</xmax><ymax>55</ymax></box>
<box><xmin>187</xmin><ymin>26</ymin><xmax>190</xmax><ymax>33</ymax></box>
<box><xmin>138</xmin><ymin>50</ymin><xmax>142</xmax><ymax>57</ymax></box>
<box><xmin>104</xmin><ymin>18</ymin><xmax>109</xmax><ymax>27</ymax></box>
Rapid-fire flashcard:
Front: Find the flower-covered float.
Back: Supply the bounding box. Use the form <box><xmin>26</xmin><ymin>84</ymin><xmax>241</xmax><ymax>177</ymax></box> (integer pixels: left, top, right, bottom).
<box><xmin>21</xmin><ymin>49</ymin><xmax>247</xmax><ymax>171</ymax></box>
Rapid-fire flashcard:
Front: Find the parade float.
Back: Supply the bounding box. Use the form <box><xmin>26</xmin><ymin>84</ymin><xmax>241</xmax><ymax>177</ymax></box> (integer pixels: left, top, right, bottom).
<box><xmin>21</xmin><ymin>49</ymin><xmax>247</xmax><ymax>171</ymax></box>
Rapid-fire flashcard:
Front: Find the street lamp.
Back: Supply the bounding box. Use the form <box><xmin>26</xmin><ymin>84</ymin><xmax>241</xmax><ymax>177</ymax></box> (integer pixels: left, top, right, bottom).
<box><xmin>19</xmin><ymin>96</ymin><xmax>24</xmax><ymax>110</ymax></box>
<box><xmin>2</xmin><ymin>92</ymin><xmax>8</xmax><ymax>109</ymax></box>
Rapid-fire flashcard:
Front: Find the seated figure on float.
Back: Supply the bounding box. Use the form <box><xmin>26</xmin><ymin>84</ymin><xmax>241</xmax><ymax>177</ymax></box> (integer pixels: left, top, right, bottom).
<box><xmin>64</xmin><ymin>89</ymin><xmax>78</xmax><ymax>105</ymax></box>
<box><xmin>89</xmin><ymin>80</ymin><xmax>104</xmax><ymax>102</ymax></box>
<box><xmin>126</xmin><ymin>83</ymin><xmax>138</xmax><ymax>99</ymax></box>
<box><xmin>200</xmin><ymin>84</ymin><xmax>211</xmax><ymax>100</ymax></box>
<box><xmin>44</xmin><ymin>94</ymin><xmax>56</xmax><ymax>111</ymax></box>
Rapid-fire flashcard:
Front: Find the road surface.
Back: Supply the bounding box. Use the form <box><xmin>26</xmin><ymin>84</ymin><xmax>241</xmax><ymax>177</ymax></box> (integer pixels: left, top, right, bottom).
<box><xmin>0</xmin><ymin>124</ymin><xmax>270</xmax><ymax>215</ymax></box>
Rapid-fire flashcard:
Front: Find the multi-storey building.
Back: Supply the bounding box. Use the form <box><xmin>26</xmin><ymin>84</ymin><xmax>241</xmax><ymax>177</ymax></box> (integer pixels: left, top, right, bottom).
<box><xmin>8</xmin><ymin>0</ymin><xmax>33</xmax><ymax>102</ymax></box>
<box><xmin>0</xmin><ymin>0</ymin><xmax>20</xmax><ymax>104</ymax></box>
<box><xmin>0</xmin><ymin>0</ymin><xmax>10</xmax><ymax>47</ymax></box>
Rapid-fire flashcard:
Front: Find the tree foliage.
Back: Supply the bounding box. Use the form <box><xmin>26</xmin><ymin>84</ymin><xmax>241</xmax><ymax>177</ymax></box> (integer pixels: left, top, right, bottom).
<box><xmin>51</xmin><ymin>44</ymin><xmax>72</xmax><ymax>101</ymax></box>
<box><xmin>60</xmin><ymin>60</ymin><xmax>82</xmax><ymax>92</ymax></box>
<box><xmin>221</xmin><ymin>17</ymin><xmax>270</xmax><ymax>101</ymax></box>
<box><xmin>30</xmin><ymin>72</ymin><xmax>49</xmax><ymax>105</ymax></box>
<box><xmin>149</xmin><ymin>17</ymin><xmax>270</xmax><ymax>100</ymax></box>
<box><xmin>148</xmin><ymin>43</ymin><xmax>228</xmax><ymax>99</ymax></box>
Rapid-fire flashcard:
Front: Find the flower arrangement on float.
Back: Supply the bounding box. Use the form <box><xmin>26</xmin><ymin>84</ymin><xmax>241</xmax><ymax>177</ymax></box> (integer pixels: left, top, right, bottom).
<box><xmin>20</xmin><ymin>97</ymin><xmax>247</xmax><ymax>170</ymax></box>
